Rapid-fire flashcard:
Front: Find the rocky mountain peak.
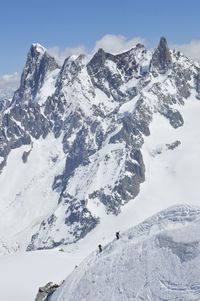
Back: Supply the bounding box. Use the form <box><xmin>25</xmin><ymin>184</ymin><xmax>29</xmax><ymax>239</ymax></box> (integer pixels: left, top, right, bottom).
<box><xmin>31</xmin><ymin>43</ymin><xmax>46</xmax><ymax>55</ymax></box>
<box><xmin>26</xmin><ymin>43</ymin><xmax>47</xmax><ymax>71</ymax></box>
<box><xmin>13</xmin><ymin>43</ymin><xmax>59</xmax><ymax>104</ymax></box>
<box><xmin>56</xmin><ymin>54</ymin><xmax>86</xmax><ymax>89</ymax></box>
<box><xmin>88</xmin><ymin>48</ymin><xmax>108</xmax><ymax>68</ymax></box>
<box><xmin>151</xmin><ymin>36</ymin><xmax>172</xmax><ymax>74</ymax></box>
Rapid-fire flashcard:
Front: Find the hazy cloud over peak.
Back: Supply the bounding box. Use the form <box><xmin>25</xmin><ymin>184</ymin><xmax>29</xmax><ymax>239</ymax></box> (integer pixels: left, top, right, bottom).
<box><xmin>47</xmin><ymin>45</ymin><xmax>87</xmax><ymax>65</ymax></box>
<box><xmin>92</xmin><ymin>34</ymin><xmax>146</xmax><ymax>54</ymax></box>
<box><xmin>171</xmin><ymin>40</ymin><xmax>200</xmax><ymax>62</ymax></box>
<box><xmin>0</xmin><ymin>72</ymin><xmax>20</xmax><ymax>99</ymax></box>
<box><xmin>47</xmin><ymin>34</ymin><xmax>146</xmax><ymax>64</ymax></box>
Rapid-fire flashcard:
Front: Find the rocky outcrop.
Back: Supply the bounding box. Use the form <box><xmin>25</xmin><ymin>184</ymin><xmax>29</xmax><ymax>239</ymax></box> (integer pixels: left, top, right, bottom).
<box><xmin>34</xmin><ymin>282</ymin><xmax>60</xmax><ymax>301</ymax></box>
<box><xmin>195</xmin><ymin>69</ymin><xmax>200</xmax><ymax>99</ymax></box>
<box><xmin>13</xmin><ymin>43</ymin><xmax>59</xmax><ymax>104</ymax></box>
<box><xmin>87</xmin><ymin>45</ymin><xmax>146</xmax><ymax>101</ymax></box>
<box><xmin>151</xmin><ymin>37</ymin><xmax>172</xmax><ymax>74</ymax></box>
<box><xmin>27</xmin><ymin>195</ymin><xmax>99</xmax><ymax>250</ymax></box>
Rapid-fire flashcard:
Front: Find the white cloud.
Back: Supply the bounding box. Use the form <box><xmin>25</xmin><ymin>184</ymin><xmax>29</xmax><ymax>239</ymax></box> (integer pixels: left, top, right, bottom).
<box><xmin>47</xmin><ymin>34</ymin><xmax>146</xmax><ymax>64</ymax></box>
<box><xmin>0</xmin><ymin>72</ymin><xmax>20</xmax><ymax>85</ymax></box>
<box><xmin>47</xmin><ymin>45</ymin><xmax>86</xmax><ymax>65</ymax></box>
<box><xmin>171</xmin><ymin>40</ymin><xmax>200</xmax><ymax>62</ymax></box>
<box><xmin>47</xmin><ymin>36</ymin><xmax>200</xmax><ymax>64</ymax></box>
<box><xmin>92</xmin><ymin>34</ymin><xmax>146</xmax><ymax>54</ymax></box>
<box><xmin>0</xmin><ymin>72</ymin><xmax>20</xmax><ymax>99</ymax></box>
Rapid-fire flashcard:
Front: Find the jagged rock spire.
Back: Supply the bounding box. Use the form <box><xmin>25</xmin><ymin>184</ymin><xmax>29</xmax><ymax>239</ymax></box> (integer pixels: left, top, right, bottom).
<box><xmin>151</xmin><ymin>37</ymin><xmax>172</xmax><ymax>74</ymax></box>
<box><xmin>13</xmin><ymin>43</ymin><xmax>59</xmax><ymax>104</ymax></box>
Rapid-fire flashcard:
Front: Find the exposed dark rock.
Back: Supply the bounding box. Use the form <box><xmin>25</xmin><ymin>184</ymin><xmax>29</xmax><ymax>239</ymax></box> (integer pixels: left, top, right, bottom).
<box><xmin>63</xmin><ymin>196</ymin><xmax>99</xmax><ymax>239</ymax></box>
<box><xmin>87</xmin><ymin>46</ymin><xmax>142</xmax><ymax>101</ymax></box>
<box><xmin>152</xmin><ymin>37</ymin><xmax>172</xmax><ymax>74</ymax></box>
<box><xmin>0</xmin><ymin>156</ymin><xmax>7</xmax><ymax>174</ymax></box>
<box><xmin>56</xmin><ymin>54</ymin><xmax>86</xmax><ymax>90</ymax></box>
<box><xmin>195</xmin><ymin>69</ymin><xmax>200</xmax><ymax>99</ymax></box>
<box><xmin>113</xmin><ymin>149</ymin><xmax>145</xmax><ymax>209</ymax></box>
<box><xmin>13</xmin><ymin>44</ymin><xmax>58</xmax><ymax>104</ymax></box>
<box><xmin>27</xmin><ymin>194</ymin><xmax>99</xmax><ymax>250</ymax></box>
<box><xmin>166</xmin><ymin>140</ymin><xmax>181</xmax><ymax>150</ymax></box>
<box><xmin>22</xmin><ymin>148</ymin><xmax>32</xmax><ymax>163</ymax></box>
<box><xmin>160</xmin><ymin>105</ymin><xmax>184</xmax><ymax>128</ymax></box>
<box><xmin>173</xmin><ymin>64</ymin><xmax>191</xmax><ymax>99</ymax></box>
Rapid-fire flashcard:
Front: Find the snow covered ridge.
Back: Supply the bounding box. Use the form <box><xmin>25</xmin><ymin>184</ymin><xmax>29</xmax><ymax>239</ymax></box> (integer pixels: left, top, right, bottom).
<box><xmin>1</xmin><ymin>36</ymin><xmax>200</xmax><ymax>252</ymax></box>
<box><xmin>45</xmin><ymin>205</ymin><xmax>200</xmax><ymax>301</ymax></box>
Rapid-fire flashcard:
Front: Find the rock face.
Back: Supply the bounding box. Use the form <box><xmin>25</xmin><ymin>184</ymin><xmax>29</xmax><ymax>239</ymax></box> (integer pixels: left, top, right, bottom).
<box><xmin>13</xmin><ymin>43</ymin><xmax>58</xmax><ymax>104</ymax></box>
<box><xmin>1</xmin><ymin>37</ymin><xmax>200</xmax><ymax>252</ymax></box>
<box><xmin>47</xmin><ymin>205</ymin><xmax>200</xmax><ymax>301</ymax></box>
<box><xmin>151</xmin><ymin>37</ymin><xmax>172</xmax><ymax>73</ymax></box>
<box><xmin>34</xmin><ymin>282</ymin><xmax>60</xmax><ymax>301</ymax></box>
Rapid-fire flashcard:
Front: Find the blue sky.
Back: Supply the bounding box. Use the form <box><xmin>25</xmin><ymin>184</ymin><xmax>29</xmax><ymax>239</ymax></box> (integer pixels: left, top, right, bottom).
<box><xmin>1</xmin><ymin>0</ymin><xmax>200</xmax><ymax>75</ymax></box>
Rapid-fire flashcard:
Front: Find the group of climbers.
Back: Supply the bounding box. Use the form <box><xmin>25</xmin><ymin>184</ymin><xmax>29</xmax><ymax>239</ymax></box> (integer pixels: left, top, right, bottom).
<box><xmin>74</xmin><ymin>231</ymin><xmax>120</xmax><ymax>270</ymax></box>
<box><xmin>98</xmin><ymin>231</ymin><xmax>120</xmax><ymax>253</ymax></box>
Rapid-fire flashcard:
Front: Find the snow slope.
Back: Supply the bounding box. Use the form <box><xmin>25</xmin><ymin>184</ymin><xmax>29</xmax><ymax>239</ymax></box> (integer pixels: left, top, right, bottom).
<box><xmin>49</xmin><ymin>205</ymin><xmax>200</xmax><ymax>301</ymax></box>
<box><xmin>1</xmin><ymin>205</ymin><xmax>200</xmax><ymax>301</ymax></box>
<box><xmin>0</xmin><ymin>134</ymin><xmax>66</xmax><ymax>253</ymax></box>
<box><xmin>0</xmin><ymin>249</ymin><xmax>83</xmax><ymax>301</ymax></box>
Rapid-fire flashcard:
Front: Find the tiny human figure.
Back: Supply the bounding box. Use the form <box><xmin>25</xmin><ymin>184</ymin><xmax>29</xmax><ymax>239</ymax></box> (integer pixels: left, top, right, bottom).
<box><xmin>74</xmin><ymin>265</ymin><xmax>78</xmax><ymax>269</ymax></box>
<box><xmin>98</xmin><ymin>244</ymin><xmax>102</xmax><ymax>253</ymax></box>
<box><xmin>116</xmin><ymin>231</ymin><xmax>120</xmax><ymax>240</ymax></box>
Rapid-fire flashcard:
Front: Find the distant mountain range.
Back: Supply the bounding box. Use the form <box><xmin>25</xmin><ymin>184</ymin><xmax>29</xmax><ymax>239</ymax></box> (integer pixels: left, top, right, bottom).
<box><xmin>0</xmin><ymin>37</ymin><xmax>200</xmax><ymax>254</ymax></box>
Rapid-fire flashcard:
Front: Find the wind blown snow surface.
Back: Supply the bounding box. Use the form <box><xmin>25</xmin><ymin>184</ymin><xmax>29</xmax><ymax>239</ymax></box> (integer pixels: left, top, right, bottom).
<box><xmin>49</xmin><ymin>205</ymin><xmax>200</xmax><ymax>301</ymax></box>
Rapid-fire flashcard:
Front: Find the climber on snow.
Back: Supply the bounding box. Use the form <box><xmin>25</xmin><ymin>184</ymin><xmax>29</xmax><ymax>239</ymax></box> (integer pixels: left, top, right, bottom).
<box><xmin>98</xmin><ymin>244</ymin><xmax>103</xmax><ymax>253</ymax></box>
<box><xmin>116</xmin><ymin>231</ymin><xmax>120</xmax><ymax>240</ymax></box>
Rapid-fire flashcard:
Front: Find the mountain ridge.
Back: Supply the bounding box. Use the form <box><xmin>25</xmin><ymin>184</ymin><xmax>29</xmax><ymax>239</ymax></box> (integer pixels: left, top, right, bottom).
<box><xmin>0</xmin><ymin>37</ymin><xmax>200</xmax><ymax>253</ymax></box>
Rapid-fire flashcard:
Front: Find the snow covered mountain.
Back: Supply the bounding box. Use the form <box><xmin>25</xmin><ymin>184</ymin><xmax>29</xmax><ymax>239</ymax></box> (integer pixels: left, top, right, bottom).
<box><xmin>45</xmin><ymin>205</ymin><xmax>200</xmax><ymax>301</ymax></box>
<box><xmin>1</xmin><ymin>37</ymin><xmax>200</xmax><ymax>253</ymax></box>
